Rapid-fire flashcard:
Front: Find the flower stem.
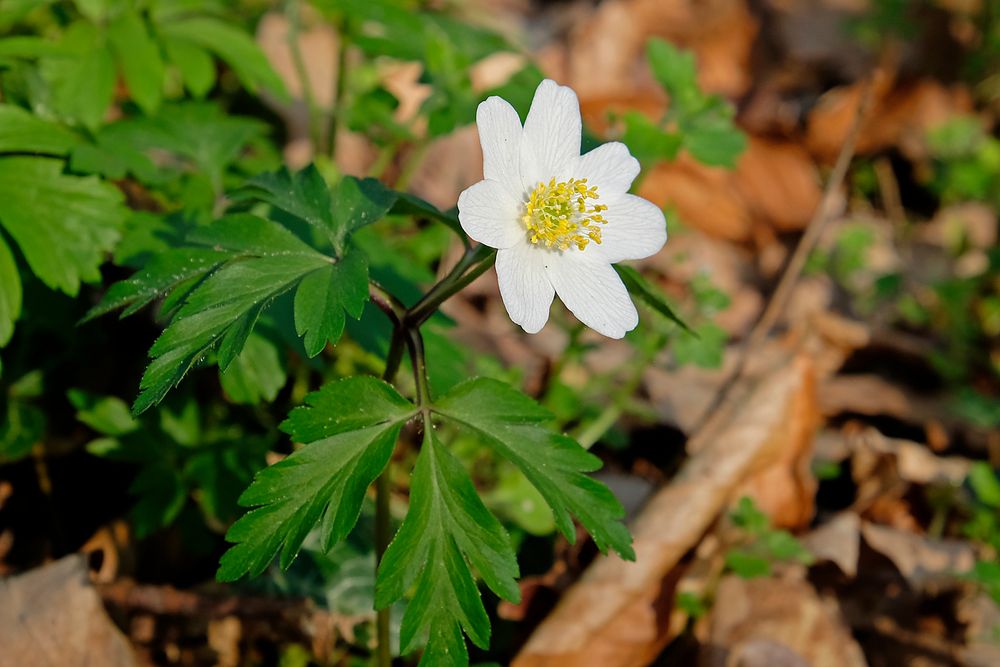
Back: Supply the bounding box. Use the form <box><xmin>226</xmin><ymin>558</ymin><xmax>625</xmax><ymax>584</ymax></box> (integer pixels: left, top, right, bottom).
<box><xmin>365</xmin><ymin>243</ymin><xmax>495</xmax><ymax>666</ymax></box>
<box><xmin>407</xmin><ymin>244</ymin><xmax>496</xmax><ymax>327</ymax></box>
<box><xmin>369</xmin><ymin>282</ymin><xmax>407</xmax><ymax>667</ymax></box>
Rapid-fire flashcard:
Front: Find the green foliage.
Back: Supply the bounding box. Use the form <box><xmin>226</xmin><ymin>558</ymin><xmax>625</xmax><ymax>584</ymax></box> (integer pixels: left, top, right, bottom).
<box><xmin>0</xmin><ymin>155</ymin><xmax>127</xmax><ymax>347</ymax></box>
<box><xmin>376</xmin><ymin>431</ymin><xmax>520</xmax><ymax>665</ymax></box>
<box><xmin>927</xmin><ymin>117</ymin><xmax>1000</xmax><ymax>209</ymax></box>
<box><xmin>622</xmin><ymin>39</ymin><xmax>746</xmax><ymax>168</ymax></box>
<box><xmin>218</xmin><ymin>377</ymin><xmax>415</xmax><ymax>580</ymax></box>
<box><xmin>1</xmin><ymin>370</ymin><xmax>44</xmax><ymax>463</ymax></box>
<box><xmin>432</xmin><ymin>379</ymin><xmax>634</xmax><ymax>559</ymax></box>
<box><xmin>615</xmin><ymin>264</ymin><xmax>691</xmax><ymax>333</ymax></box>
<box><xmin>724</xmin><ymin>497</ymin><xmax>814</xmax><ymax>579</ymax></box>
<box><xmin>0</xmin><ymin>3</ymin><xmax>665</xmax><ymax>665</ymax></box>
<box><xmin>73</xmin><ymin>389</ymin><xmax>272</xmax><ymax>536</ymax></box>
<box><xmin>90</xmin><ymin>163</ymin><xmax>435</xmax><ymax>412</ymax></box>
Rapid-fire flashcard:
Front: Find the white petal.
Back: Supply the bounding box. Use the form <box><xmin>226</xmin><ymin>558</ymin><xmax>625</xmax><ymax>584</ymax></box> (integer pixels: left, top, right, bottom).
<box><xmin>495</xmin><ymin>243</ymin><xmax>554</xmax><ymax>334</ymax></box>
<box><xmin>458</xmin><ymin>179</ymin><xmax>524</xmax><ymax>250</ymax></box>
<box><xmin>596</xmin><ymin>194</ymin><xmax>668</xmax><ymax>263</ymax></box>
<box><xmin>546</xmin><ymin>252</ymin><xmax>638</xmax><ymax>339</ymax></box>
<box><xmin>476</xmin><ymin>96</ymin><xmax>524</xmax><ymax>200</ymax></box>
<box><xmin>520</xmin><ymin>79</ymin><xmax>581</xmax><ymax>190</ymax></box>
<box><xmin>574</xmin><ymin>142</ymin><xmax>640</xmax><ymax>200</ymax></box>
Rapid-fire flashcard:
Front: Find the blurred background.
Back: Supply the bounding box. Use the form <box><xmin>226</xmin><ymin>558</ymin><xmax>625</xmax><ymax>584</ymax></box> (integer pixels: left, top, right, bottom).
<box><xmin>1</xmin><ymin>0</ymin><xmax>999</xmax><ymax>665</ymax></box>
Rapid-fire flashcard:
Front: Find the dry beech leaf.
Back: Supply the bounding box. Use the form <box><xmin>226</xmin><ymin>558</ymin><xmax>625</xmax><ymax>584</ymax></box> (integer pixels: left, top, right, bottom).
<box><xmin>640</xmin><ymin>157</ymin><xmax>753</xmax><ymax>242</ymax></box>
<box><xmin>514</xmin><ymin>356</ymin><xmax>817</xmax><ymax>667</ymax></box>
<box><xmin>564</xmin><ymin>0</ymin><xmax>757</xmax><ymax>99</ymax></box>
<box><xmin>860</xmin><ymin>522</ymin><xmax>976</xmax><ymax>591</ymax></box>
<box><xmin>806</xmin><ymin>75</ymin><xmax>973</xmax><ymax>161</ymax></box>
<box><xmin>734</xmin><ymin>137</ymin><xmax>823</xmax><ymax>234</ymax></box>
<box><xmin>802</xmin><ymin>512</ymin><xmax>862</xmax><ymax>577</ymax></box>
<box><xmin>0</xmin><ymin>556</ymin><xmax>137</xmax><ymax>667</ymax></box>
<box><xmin>702</xmin><ymin>576</ymin><xmax>868</xmax><ymax>667</ymax></box>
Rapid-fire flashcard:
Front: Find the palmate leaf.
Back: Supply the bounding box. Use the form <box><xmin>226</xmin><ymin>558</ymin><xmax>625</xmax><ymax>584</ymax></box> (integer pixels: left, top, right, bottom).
<box><xmin>375</xmin><ymin>430</ymin><xmax>521</xmax><ymax>666</ymax></box>
<box><xmin>0</xmin><ymin>157</ymin><xmax>126</xmax><ymax>295</ymax></box>
<box><xmin>433</xmin><ymin>378</ymin><xmax>635</xmax><ymax>559</ymax></box>
<box><xmin>218</xmin><ymin>377</ymin><xmax>415</xmax><ymax>580</ymax></box>
<box><xmin>99</xmin><ymin>213</ymin><xmax>370</xmax><ymax>413</ymax></box>
<box><xmin>134</xmin><ymin>217</ymin><xmax>331</xmax><ymax>413</ymax></box>
<box><xmin>238</xmin><ymin>166</ymin><xmax>398</xmax><ymax>251</ymax></box>
<box><xmin>374</xmin><ymin>378</ymin><xmax>633</xmax><ymax>664</ymax></box>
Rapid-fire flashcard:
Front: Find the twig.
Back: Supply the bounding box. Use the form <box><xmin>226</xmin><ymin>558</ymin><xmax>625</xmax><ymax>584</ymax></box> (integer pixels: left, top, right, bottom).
<box><xmin>688</xmin><ymin>75</ymin><xmax>877</xmax><ymax>434</ymax></box>
<box><xmin>98</xmin><ymin>579</ymin><xmax>315</xmax><ymax>619</ymax></box>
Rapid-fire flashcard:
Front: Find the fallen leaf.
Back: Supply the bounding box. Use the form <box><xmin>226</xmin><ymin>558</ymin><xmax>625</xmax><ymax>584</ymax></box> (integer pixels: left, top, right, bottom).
<box><xmin>734</xmin><ymin>137</ymin><xmax>823</xmax><ymax>233</ymax></box>
<box><xmin>860</xmin><ymin>522</ymin><xmax>976</xmax><ymax>590</ymax></box>
<box><xmin>703</xmin><ymin>575</ymin><xmax>868</xmax><ymax>667</ymax></box>
<box><xmin>806</xmin><ymin>75</ymin><xmax>973</xmax><ymax>162</ymax></box>
<box><xmin>802</xmin><ymin>512</ymin><xmax>862</xmax><ymax>577</ymax></box>
<box><xmin>514</xmin><ymin>356</ymin><xmax>818</xmax><ymax>667</ymax></box>
<box><xmin>0</xmin><ymin>556</ymin><xmax>137</xmax><ymax>667</ymax></box>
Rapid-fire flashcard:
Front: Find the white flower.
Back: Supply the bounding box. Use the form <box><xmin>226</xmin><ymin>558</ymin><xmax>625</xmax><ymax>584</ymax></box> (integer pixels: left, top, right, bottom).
<box><xmin>458</xmin><ymin>79</ymin><xmax>667</xmax><ymax>339</ymax></box>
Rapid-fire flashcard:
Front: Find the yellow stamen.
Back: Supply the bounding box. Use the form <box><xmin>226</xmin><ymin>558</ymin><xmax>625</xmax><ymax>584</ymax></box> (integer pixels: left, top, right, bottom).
<box><xmin>521</xmin><ymin>177</ymin><xmax>607</xmax><ymax>251</ymax></box>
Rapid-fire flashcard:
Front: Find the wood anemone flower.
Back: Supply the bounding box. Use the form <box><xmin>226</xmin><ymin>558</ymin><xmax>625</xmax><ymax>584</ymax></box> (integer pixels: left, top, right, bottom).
<box><xmin>458</xmin><ymin>79</ymin><xmax>667</xmax><ymax>339</ymax></box>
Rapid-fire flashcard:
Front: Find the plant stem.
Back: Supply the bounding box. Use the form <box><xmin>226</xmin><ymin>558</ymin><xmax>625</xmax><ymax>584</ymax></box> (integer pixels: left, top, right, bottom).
<box><xmin>392</xmin><ymin>141</ymin><xmax>429</xmax><ymax>192</ymax></box>
<box><xmin>327</xmin><ymin>11</ymin><xmax>350</xmax><ymax>159</ymax></box>
<box><xmin>371</xmin><ymin>291</ymin><xmax>407</xmax><ymax>667</ymax></box>
<box><xmin>407</xmin><ymin>244</ymin><xmax>496</xmax><ymax>326</ymax></box>
<box><xmin>285</xmin><ymin>0</ymin><xmax>324</xmax><ymax>155</ymax></box>
<box><xmin>365</xmin><ymin>245</ymin><xmax>496</xmax><ymax>666</ymax></box>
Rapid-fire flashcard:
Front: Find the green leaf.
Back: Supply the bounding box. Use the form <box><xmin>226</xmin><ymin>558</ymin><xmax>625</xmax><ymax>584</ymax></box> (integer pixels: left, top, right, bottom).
<box><xmin>219</xmin><ymin>331</ymin><xmax>288</xmax><ymax>404</ymax></box>
<box><xmin>238</xmin><ymin>165</ymin><xmax>336</xmax><ymax>238</ymax></box>
<box><xmin>763</xmin><ymin>530</ymin><xmax>814</xmax><ymax>564</ymax></box>
<box><xmin>162</xmin><ymin>36</ymin><xmax>216</xmax><ymax>97</ymax></box>
<box><xmin>0</xmin><ymin>104</ymin><xmax>79</xmax><ymax>155</ymax></box>
<box><xmin>107</xmin><ymin>9</ymin><xmax>165</xmax><ymax>113</ymax></box>
<box><xmin>136</xmin><ymin>252</ymin><xmax>328</xmax><ymax>413</ymax></box>
<box><xmin>683</xmin><ymin>120</ymin><xmax>747</xmax><ymax>168</ymax></box>
<box><xmin>0</xmin><ymin>233</ymin><xmax>21</xmax><ymax>347</ymax></box>
<box><xmin>0</xmin><ymin>157</ymin><xmax>125</xmax><ymax>295</ymax></box>
<box><xmin>969</xmin><ymin>462</ymin><xmax>1000</xmax><ymax>508</ymax></box>
<box><xmin>333</xmin><ymin>176</ymin><xmax>399</xmax><ymax>237</ymax></box>
<box><xmin>84</xmin><ymin>247</ymin><xmax>231</xmax><ymax>321</ymax></box>
<box><xmin>218</xmin><ymin>377</ymin><xmax>414</xmax><ymax>580</ymax></box>
<box><xmin>131</xmin><ymin>102</ymin><xmax>266</xmax><ymax>180</ymax></box>
<box><xmin>614</xmin><ymin>264</ymin><xmax>691</xmax><ymax>333</ymax></box>
<box><xmin>159</xmin><ymin>16</ymin><xmax>287</xmax><ymax>98</ymax></box>
<box><xmin>40</xmin><ymin>23</ymin><xmax>116</xmax><ymax>130</ymax></box>
<box><xmin>391</xmin><ymin>192</ymin><xmax>465</xmax><ymax>241</ymax></box>
<box><xmin>674</xmin><ymin>322</ymin><xmax>727</xmax><ymax>369</ymax></box>
<box><xmin>725</xmin><ymin>549</ymin><xmax>771</xmax><ymax>579</ymax></box>
<box><xmin>729</xmin><ymin>496</ymin><xmax>769</xmax><ymax>534</ymax></box>
<box><xmin>293</xmin><ymin>246</ymin><xmax>369</xmax><ymax>357</ymax></box>
<box><xmin>375</xmin><ymin>430</ymin><xmax>520</xmax><ymax>664</ymax></box>
<box><xmin>131</xmin><ymin>464</ymin><xmax>187</xmax><ymax>537</ymax></box>
<box><xmin>433</xmin><ymin>378</ymin><xmax>634</xmax><ymax>559</ymax></box>
<box><xmin>68</xmin><ymin>389</ymin><xmax>140</xmax><ymax>436</ymax></box>
<box><xmin>185</xmin><ymin>213</ymin><xmax>322</xmax><ymax>258</ymax></box>
<box><xmin>1</xmin><ymin>399</ymin><xmax>45</xmax><ymax>464</ymax></box>
<box><xmin>621</xmin><ymin>112</ymin><xmax>681</xmax><ymax>163</ymax></box>
<box><xmin>646</xmin><ymin>38</ymin><xmax>700</xmax><ymax>112</ymax></box>
<box><xmin>0</xmin><ymin>36</ymin><xmax>77</xmax><ymax>59</ymax></box>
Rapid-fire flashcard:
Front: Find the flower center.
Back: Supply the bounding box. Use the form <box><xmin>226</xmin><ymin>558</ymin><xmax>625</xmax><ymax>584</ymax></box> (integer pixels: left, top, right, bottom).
<box><xmin>521</xmin><ymin>177</ymin><xmax>608</xmax><ymax>251</ymax></box>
